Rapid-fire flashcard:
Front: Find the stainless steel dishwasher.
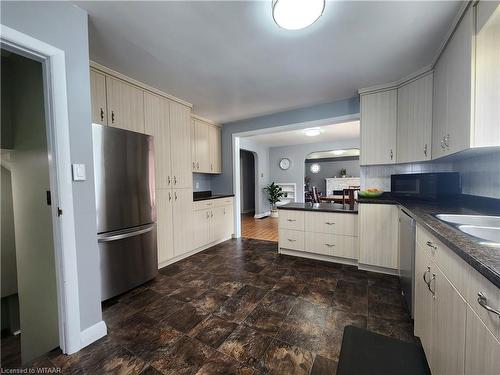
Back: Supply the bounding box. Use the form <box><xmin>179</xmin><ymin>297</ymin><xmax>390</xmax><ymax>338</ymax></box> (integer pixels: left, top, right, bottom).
<box><xmin>399</xmin><ymin>208</ymin><xmax>416</xmax><ymax>318</ymax></box>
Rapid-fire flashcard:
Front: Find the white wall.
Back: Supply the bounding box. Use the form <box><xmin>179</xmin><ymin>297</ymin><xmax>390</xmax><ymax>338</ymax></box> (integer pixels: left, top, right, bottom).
<box><xmin>1</xmin><ymin>1</ymin><xmax>102</xmax><ymax>331</ymax></box>
<box><xmin>239</xmin><ymin>137</ymin><xmax>271</xmax><ymax>215</ymax></box>
<box><xmin>269</xmin><ymin>139</ymin><xmax>360</xmax><ymax>203</ymax></box>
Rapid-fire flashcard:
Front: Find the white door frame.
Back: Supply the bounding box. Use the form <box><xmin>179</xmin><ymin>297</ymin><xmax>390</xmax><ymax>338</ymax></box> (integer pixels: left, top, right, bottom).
<box><xmin>1</xmin><ymin>25</ymin><xmax>82</xmax><ymax>354</ymax></box>
<box><xmin>232</xmin><ymin>114</ymin><xmax>360</xmax><ymax>238</ymax></box>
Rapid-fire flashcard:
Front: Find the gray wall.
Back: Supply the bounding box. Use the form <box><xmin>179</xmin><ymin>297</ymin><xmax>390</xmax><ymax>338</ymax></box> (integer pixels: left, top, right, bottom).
<box><xmin>361</xmin><ymin>150</ymin><xmax>500</xmax><ymax>199</ymax></box>
<box><xmin>269</xmin><ymin>139</ymin><xmax>360</xmax><ymax>203</ymax></box>
<box><xmin>239</xmin><ymin>138</ymin><xmax>271</xmax><ymax>215</ymax></box>
<box><xmin>1</xmin><ymin>1</ymin><xmax>102</xmax><ymax>330</ymax></box>
<box><xmin>240</xmin><ymin>150</ymin><xmax>255</xmax><ymax>214</ymax></box>
<box><xmin>212</xmin><ymin>96</ymin><xmax>360</xmax><ymax>195</ymax></box>
<box><xmin>305</xmin><ymin>157</ymin><xmax>360</xmax><ymax>194</ymax></box>
<box><xmin>193</xmin><ymin>173</ymin><xmax>212</xmax><ymax>192</ymax></box>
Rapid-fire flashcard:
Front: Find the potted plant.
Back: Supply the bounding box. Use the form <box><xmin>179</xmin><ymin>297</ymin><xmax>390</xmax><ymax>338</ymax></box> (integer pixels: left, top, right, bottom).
<box><xmin>264</xmin><ymin>182</ymin><xmax>287</xmax><ymax>218</ymax></box>
<box><xmin>340</xmin><ymin>168</ymin><xmax>347</xmax><ymax>178</ymax></box>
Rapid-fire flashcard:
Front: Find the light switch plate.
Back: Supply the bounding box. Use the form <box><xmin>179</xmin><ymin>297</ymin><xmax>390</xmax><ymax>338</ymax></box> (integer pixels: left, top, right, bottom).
<box><xmin>72</xmin><ymin>163</ymin><xmax>86</xmax><ymax>181</ymax></box>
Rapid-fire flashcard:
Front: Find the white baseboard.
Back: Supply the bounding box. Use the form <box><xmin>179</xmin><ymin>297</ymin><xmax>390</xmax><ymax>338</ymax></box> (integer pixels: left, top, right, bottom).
<box><xmin>254</xmin><ymin>211</ymin><xmax>270</xmax><ymax>219</ymax></box>
<box><xmin>158</xmin><ymin>236</ymin><xmax>232</xmax><ymax>269</ymax></box>
<box><xmin>241</xmin><ymin>209</ymin><xmax>254</xmax><ymax>214</ymax></box>
<box><xmin>278</xmin><ymin>248</ymin><xmax>358</xmax><ymax>266</ymax></box>
<box><xmin>79</xmin><ymin>320</ymin><xmax>107</xmax><ymax>351</ymax></box>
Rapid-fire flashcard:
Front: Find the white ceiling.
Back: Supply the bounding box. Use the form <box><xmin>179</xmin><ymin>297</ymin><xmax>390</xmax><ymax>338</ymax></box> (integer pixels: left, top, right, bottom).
<box><xmin>242</xmin><ymin>120</ymin><xmax>360</xmax><ymax>147</ymax></box>
<box><xmin>76</xmin><ymin>1</ymin><xmax>462</xmax><ymax>123</ymax></box>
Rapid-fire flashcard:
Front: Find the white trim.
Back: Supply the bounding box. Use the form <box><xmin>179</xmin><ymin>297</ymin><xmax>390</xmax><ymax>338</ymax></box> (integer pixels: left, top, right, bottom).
<box><xmin>232</xmin><ymin>136</ymin><xmax>242</xmax><ymax>238</ymax></box>
<box><xmin>358</xmin><ymin>66</ymin><xmax>433</xmax><ymax>95</ymax></box>
<box><xmin>1</xmin><ymin>25</ymin><xmax>82</xmax><ymax>354</ymax></box>
<box><xmin>254</xmin><ymin>211</ymin><xmax>271</xmax><ymax>219</ymax></box>
<box><xmin>358</xmin><ymin>263</ymin><xmax>399</xmax><ymax>276</ymax></box>
<box><xmin>278</xmin><ymin>248</ymin><xmax>358</xmax><ymax>267</ymax></box>
<box><xmin>90</xmin><ymin>61</ymin><xmax>192</xmax><ymax>109</ymax></box>
<box><xmin>158</xmin><ymin>237</ymin><xmax>233</xmax><ymax>269</ymax></box>
<box><xmin>80</xmin><ymin>321</ymin><xmax>107</xmax><ymax>350</ymax></box>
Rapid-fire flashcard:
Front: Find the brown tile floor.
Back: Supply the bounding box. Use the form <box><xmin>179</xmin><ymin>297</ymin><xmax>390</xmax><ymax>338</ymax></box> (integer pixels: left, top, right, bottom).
<box><xmin>241</xmin><ymin>214</ymin><xmax>278</xmax><ymax>242</ymax></box>
<box><xmin>3</xmin><ymin>238</ymin><xmax>417</xmax><ymax>374</ymax></box>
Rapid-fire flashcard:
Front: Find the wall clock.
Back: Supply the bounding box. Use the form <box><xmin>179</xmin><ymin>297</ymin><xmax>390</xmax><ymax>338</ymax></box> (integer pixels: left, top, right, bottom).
<box><xmin>279</xmin><ymin>158</ymin><xmax>291</xmax><ymax>170</ymax></box>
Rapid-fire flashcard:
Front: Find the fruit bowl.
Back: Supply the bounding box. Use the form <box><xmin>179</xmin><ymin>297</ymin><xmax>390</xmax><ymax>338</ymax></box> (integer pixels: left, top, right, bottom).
<box><xmin>358</xmin><ymin>189</ymin><xmax>383</xmax><ymax>198</ymax></box>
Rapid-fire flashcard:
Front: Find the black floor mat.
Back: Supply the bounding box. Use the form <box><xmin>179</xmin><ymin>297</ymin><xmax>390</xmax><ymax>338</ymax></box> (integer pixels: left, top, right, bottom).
<box><xmin>337</xmin><ymin>326</ymin><xmax>431</xmax><ymax>375</ymax></box>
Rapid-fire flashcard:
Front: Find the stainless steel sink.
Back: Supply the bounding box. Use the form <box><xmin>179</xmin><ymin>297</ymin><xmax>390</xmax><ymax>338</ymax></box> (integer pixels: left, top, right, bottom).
<box><xmin>458</xmin><ymin>225</ymin><xmax>500</xmax><ymax>245</ymax></box>
<box><xmin>435</xmin><ymin>214</ymin><xmax>500</xmax><ymax>227</ymax></box>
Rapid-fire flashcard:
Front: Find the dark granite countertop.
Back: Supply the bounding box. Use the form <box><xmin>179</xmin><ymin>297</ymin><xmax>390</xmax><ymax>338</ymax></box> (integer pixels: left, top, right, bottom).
<box><xmin>278</xmin><ymin>202</ymin><xmax>358</xmax><ymax>214</ymax></box>
<box><xmin>193</xmin><ymin>194</ymin><xmax>235</xmax><ymax>202</ymax></box>
<box><xmin>358</xmin><ymin>194</ymin><xmax>500</xmax><ymax>288</ymax></box>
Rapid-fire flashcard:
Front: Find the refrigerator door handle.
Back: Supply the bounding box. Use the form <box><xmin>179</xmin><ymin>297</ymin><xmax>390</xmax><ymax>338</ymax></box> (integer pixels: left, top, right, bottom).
<box><xmin>98</xmin><ymin>224</ymin><xmax>154</xmax><ymax>243</ymax></box>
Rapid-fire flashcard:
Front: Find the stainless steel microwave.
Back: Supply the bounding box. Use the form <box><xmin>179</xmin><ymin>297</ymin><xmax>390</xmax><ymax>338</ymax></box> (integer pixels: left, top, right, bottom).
<box><xmin>391</xmin><ymin>172</ymin><xmax>461</xmax><ymax>200</ymax></box>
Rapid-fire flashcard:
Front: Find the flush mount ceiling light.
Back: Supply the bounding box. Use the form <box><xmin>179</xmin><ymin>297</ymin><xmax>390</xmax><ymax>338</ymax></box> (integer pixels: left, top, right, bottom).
<box><xmin>304</xmin><ymin>127</ymin><xmax>321</xmax><ymax>137</ymax></box>
<box><xmin>272</xmin><ymin>0</ymin><xmax>325</xmax><ymax>30</ymax></box>
<box><xmin>331</xmin><ymin>150</ymin><xmax>345</xmax><ymax>155</ymax></box>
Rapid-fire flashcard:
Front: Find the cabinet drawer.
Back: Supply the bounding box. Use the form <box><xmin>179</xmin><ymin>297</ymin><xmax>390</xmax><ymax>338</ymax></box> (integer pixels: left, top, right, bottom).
<box><xmin>416</xmin><ymin>224</ymin><xmax>441</xmax><ymax>257</ymax></box>
<box><xmin>305</xmin><ymin>232</ymin><xmax>357</xmax><ymax>259</ymax></box>
<box><xmin>193</xmin><ymin>200</ymin><xmax>216</xmax><ymax>211</ymax></box>
<box><xmin>305</xmin><ymin>212</ymin><xmax>358</xmax><ymax>236</ymax></box>
<box><xmin>213</xmin><ymin>197</ymin><xmax>233</xmax><ymax>207</ymax></box>
<box><xmin>279</xmin><ymin>229</ymin><xmax>304</xmax><ymax>251</ymax></box>
<box><xmin>279</xmin><ymin>210</ymin><xmax>305</xmax><ymax>231</ymax></box>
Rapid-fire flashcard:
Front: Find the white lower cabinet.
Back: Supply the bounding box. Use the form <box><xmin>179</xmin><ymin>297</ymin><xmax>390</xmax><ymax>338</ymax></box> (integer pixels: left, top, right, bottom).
<box><xmin>358</xmin><ymin>203</ymin><xmax>399</xmax><ymax>270</ymax></box>
<box><xmin>172</xmin><ymin>189</ymin><xmax>193</xmax><ymax>257</ymax></box>
<box><xmin>192</xmin><ymin>198</ymin><xmax>234</xmax><ymax>251</ymax></box>
<box><xmin>156</xmin><ymin>189</ymin><xmax>174</xmax><ymax>265</ymax></box>
<box><xmin>305</xmin><ymin>232</ymin><xmax>357</xmax><ymax>259</ymax></box>
<box><xmin>414</xmin><ymin>224</ymin><xmax>500</xmax><ymax>375</ymax></box>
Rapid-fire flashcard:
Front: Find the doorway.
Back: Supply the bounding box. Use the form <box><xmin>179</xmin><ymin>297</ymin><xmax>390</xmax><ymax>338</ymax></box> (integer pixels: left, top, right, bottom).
<box><xmin>1</xmin><ymin>49</ymin><xmax>59</xmax><ymax>366</ymax></box>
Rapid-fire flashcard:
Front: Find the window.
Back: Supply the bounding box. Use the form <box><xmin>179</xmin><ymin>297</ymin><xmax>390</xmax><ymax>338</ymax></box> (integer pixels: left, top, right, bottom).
<box><xmin>310</xmin><ymin>163</ymin><xmax>320</xmax><ymax>174</ymax></box>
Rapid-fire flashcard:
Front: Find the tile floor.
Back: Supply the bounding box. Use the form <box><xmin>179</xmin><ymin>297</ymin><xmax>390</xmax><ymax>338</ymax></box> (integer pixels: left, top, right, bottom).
<box><xmin>3</xmin><ymin>238</ymin><xmax>417</xmax><ymax>374</ymax></box>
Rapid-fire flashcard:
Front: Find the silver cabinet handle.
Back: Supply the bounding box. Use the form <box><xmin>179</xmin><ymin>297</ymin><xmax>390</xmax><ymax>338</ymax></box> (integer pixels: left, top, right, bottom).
<box><xmin>206</xmin><ymin>211</ymin><xmax>210</xmax><ymax>219</ymax></box>
<box><xmin>287</xmin><ymin>238</ymin><xmax>296</xmax><ymax>242</ymax></box>
<box><xmin>224</xmin><ymin>208</ymin><xmax>226</xmax><ymax>215</ymax></box>
<box><xmin>211</xmin><ymin>211</ymin><xmax>213</xmax><ymax>218</ymax></box>
<box><xmin>168</xmin><ymin>176</ymin><xmax>171</xmax><ymax>185</ymax></box>
<box><xmin>100</xmin><ymin>108</ymin><xmax>104</xmax><ymax>122</ymax></box>
<box><xmin>325</xmin><ymin>222</ymin><xmax>335</xmax><ymax>225</ymax></box>
<box><xmin>193</xmin><ymin>162</ymin><xmax>196</xmax><ymax>170</ymax></box>
<box><xmin>173</xmin><ymin>176</ymin><xmax>177</xmax><ymax>185</ymax></box>
<box><xmin>287</xmin><ymin>219</ymin><xmax>296</xmax><ymax>222</ymax></box>
<box><xmin>424</xmin><ymin>143</ymin><xmax>428</xmax><ymax>157</ymax></box>
<box><xmin>197</xmin><ymin>162</ymin><xmax>199</xmax><ymax>170</ymax></box>
<box><xmin>390</xmin><ymin>149</ymin><xmax>393</xmax><ymax>160</ymax></box>
<box><xmin>477</xmin><ymin>292</ymin><xmax>500</xmax><ymax>317</ymax></box>
<box><xmin>325</xmin><ymin>243</ymin><xmax>335</xmax><ymax>247</ymax></box>
<box><xmin>427</xmin><ymin>273</ymin><xmax>436</xmax><ymax>296</ymax></box>
<box><xmin>168</xmin><ymin>192</ymin><xmax>172</xmax><ymax>201</ymax></box>
<box><xmin>441</xmin><ymin>137</ymin><xmax>446</xmax><ymax>150</ymax></box>
<box><xmin>174</xmin><ymin>192</ymin><xmax>177</xmax><ymax>200</ymax></box>
<box><xmin>423</xmin><ymin>266</ymin><xmax>431</xmax><ymax>285</ymax></box>
<box><xmin>444</xmin><ymin>134</ymin><xmax>450</xmax><ymax>149</ymax></box>
<box><xmin>426</xmin><ymin>240</ymin><xmax>437</xmax><ymax>250</ymax></box>
<box><xmin>111</xmin><ymin>110</ymin><xmax>115</xmax><ymax>124</ymax></box>
<box><xmin>211</xmin><ymin>163</ymin><xmax>213</xmax><ymax>171</ymax></box>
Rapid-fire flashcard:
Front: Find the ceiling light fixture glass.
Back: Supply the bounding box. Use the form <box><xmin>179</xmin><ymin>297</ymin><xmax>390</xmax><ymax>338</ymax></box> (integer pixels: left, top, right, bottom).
<box><xmin>331</xmin><ymin>150</ymin><xmax>345</xmax><ymax>155</ymax></box>
<box><xmin>304</xmin><ymin>127</ymin><xmax>321</xmax><ymax>137</ymax></box>
<box><xmin>272</xmin><ymin>0</ymin><xmax>325</xmax><ymax>30</ymax></box>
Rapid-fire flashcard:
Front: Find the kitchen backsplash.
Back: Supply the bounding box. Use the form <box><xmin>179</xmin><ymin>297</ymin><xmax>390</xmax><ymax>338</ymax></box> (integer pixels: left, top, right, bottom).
<box><xmin>193</xmin><ymin>173</ymin><xmax>212</xmax><ymax>192</ymax></box>
<box><xmin>361</xmin><ymin>150</ymin><xmax>500</xmax><ymax>199</ymax></box>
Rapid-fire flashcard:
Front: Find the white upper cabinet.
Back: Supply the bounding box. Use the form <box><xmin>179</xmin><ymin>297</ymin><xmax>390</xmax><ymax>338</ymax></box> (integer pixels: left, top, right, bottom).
<box><xmin>397</xmin><ymin>72</ymin><xmax>433</xmax><ymax>163</ymax></box>
<box><xmin>192</xmin><ymin>116</ymin><xmax>222</xmax><ymax>174</ymax></box>
<box><xmin>170</xmin><ymin>101</ymin><xmax>192</xmax><ymax>189</ymax></box>
<box><xmin>208</xmin><ymin>125</ymin><xmax>222</xmax><ymax>174</ymax></box>
<box><xmin>360</xmin><ymin>89</ymin><xmax>397</xmax><ymax>166</ymax></box>
<box><xmin>90</xmin><ymin>70</ymin><xmax>107</xmax><ymax>125</ymax></box>
<box><xmin>106</xmin><ymin>76</ymin><xmax>145</xmax><ymax>133</ymax></box>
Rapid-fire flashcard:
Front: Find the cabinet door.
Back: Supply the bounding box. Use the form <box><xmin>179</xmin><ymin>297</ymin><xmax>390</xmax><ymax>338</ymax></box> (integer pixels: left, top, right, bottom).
<box><xmin>209</xmin><ymin>206</ymin><xmax>225</xmax><ymax>243</ymax></box>
<box><xmin>432</xmin><ymin>49</ymin><xmax>449</xmax><ymax>158</ymax></box>
<box><xmin>170</xmin><ymin>101</ymin><xmax>192</xmax><ymax>189</ymax></box>
<box><xmin>106</xmin><ymin>76</ymin><xmax>145</xmax><ymax>133</ymax></box>
<box><xmin>431</xmin><ymin>265</ymin><xmax>466</xmax><ymax>375</ymax></box>
<box><xmin>414</xmin><ymin>241</ymin><xmax>434</xmax><ymax>366</ymax></box>
<box><xmin>157</xmin><ymin>189</ymin><xmax>174</xmax><ymax>265</ymax></box>
<box><xmin>192</xmin><ymin>209</ymin><xmax>210</xmax><ymax>249</ymax></box>
<box><xmin>465</xmin><ymin>305</ymin><xmax>500</xmax><ymax>375</ymax></box>
<box><xmin>172</xmin><ymin>189</ymin><xmax>193</xmax><ymax>256</ymax></box>
<box><xmin>445</xmin><ymin>6</ymin><xmax>473</xmax><ymax>155</ymax></box>
<box><xmin>223</xmin><ymin>203</ymin><xmax>234</xmax><ymax>239</ymax></box>
<box><xmin>474</xmin><ymin>1</ymin><xmax>500</xmax><ymax>147</ymax></box>
<box><xmin>360</xmin><ymin>90</ymin><xmax>397</xmax><ymax>165</ymax></box>
<box><xmin>144</xmin><ymin>93</ymin><xmax>172</xmax><ymax>189</ymax></box>
<box><xmin>208</xmin><ymin>125</ymin><xmax>221</xmax><ymax>173</ymax></box>
<box><xmin>90</xmin><ymin>70</ymin><xmax>107</xmax><ymax>125</ymax></box>
<box><xmin>358</xmin><ymin>204</ymin><xmax>398</xmax><ymax>269</ymax></box>
<box><xmin>191</xmin><ymin>119</ymin><xmax>197</xmax><ymax>172</ymax></box>
<box><xmin>194</xmin><ymin>120</ymin><xmax>210</xmax><ymax>173</ymax></box>
<box><xmin>397</xmin><ymin>73</ymin><xmax>433</xmax><ymax>163</ymax></box>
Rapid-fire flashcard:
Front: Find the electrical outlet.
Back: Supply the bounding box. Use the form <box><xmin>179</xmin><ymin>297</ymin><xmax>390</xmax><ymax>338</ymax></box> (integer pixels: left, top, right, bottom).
<box><xmin>195</xmin><ymin>182</ymin><xmax>200</xmax><ymax>189</ymax></box>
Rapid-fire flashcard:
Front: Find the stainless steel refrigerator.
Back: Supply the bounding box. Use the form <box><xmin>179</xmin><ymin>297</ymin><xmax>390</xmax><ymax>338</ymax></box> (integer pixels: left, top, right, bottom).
<box><xmin>92</xmin><ymin>124</ymin><xmax>157</xmax><ymax>301</ymax></box>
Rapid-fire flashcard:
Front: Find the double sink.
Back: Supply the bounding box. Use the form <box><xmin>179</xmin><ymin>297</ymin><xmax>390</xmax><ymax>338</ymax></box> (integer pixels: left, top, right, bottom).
<box><xmin>435</xmin><ymin>214</ymin><xmax>500</xmax><ymax>246</ymax></box>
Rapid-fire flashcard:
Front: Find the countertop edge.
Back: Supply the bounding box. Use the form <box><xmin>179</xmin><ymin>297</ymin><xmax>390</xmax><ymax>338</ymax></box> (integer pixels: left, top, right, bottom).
<box><xmin>193</xmin><ymin>194</ymin><xmax>235</xmax><ymax>202</ymax></box>
<box><xmin>278</xmin><ymin>204</ymin><xmax>358</xmax><ymax>214</ymax></box>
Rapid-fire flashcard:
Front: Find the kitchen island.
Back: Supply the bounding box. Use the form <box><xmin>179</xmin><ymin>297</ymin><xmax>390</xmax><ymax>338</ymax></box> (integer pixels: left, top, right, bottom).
<box><xmin>277</xmin><ymin>202</ymin><xmax>359</xmax><ymax>264</ymax></box>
